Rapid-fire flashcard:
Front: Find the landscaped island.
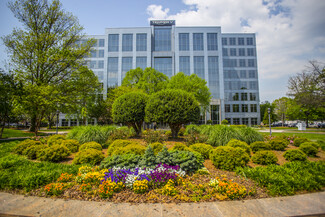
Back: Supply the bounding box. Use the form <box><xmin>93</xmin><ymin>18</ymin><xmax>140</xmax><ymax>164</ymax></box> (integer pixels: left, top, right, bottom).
<box><xmin>0</xmin><ymin>125</ymin><xmax>324</xmax><ymax>203</ymax></box>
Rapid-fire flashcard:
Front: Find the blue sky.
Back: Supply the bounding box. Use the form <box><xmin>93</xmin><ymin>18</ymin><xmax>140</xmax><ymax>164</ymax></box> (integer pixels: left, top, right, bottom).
<box><xmin>1</xmin><ymin>0</ymin><xmax>325</xmax><ymax>102</ymax></box>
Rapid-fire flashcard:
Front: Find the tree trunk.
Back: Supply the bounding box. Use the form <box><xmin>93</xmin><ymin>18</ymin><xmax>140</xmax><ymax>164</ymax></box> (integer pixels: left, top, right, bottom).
<box><xmin>29</xmin><ymin>114</ymin><xmax>37</xmax><ymax>132</ymax></box>
<box><xmin>0</xmin><ymin>125</ymin><xmax>4</xmax><ymax>139</ymax></box>
<box><xmin>131</xmin><ymin>122</ymin><xmax>142</xmax><ymax>136</ymax></box>
<box><xmin>169</xmin><ymin>123</ymin><xmax>181</xmax><ymax>138</ymax></box>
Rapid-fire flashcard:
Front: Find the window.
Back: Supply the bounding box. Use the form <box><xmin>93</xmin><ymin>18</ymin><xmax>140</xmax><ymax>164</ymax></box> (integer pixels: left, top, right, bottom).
<box><xmin>242</xmin><ymin>118</ymin><xmax>249</xmax><ymax>125</ymax></box>
<box><xmin>98</xmin><ymin>50</ymin><xmax>104</xmax><ymax>58</ymax></box>
<box><xmin>90</xmin><ymin>50</ymin><xmax>97</xmax><ymax>58</ymax></box>
<box><xmin>97</xmin><ymin>71</ymin><xmax>104</xmax><ymax>80</ymax></box>
<box><xmin>230</xmin><ymin>48</ymin><xmax>236</xmax><ymax>56</ymax></box>
<box><xmin>242</xmin><ymin>104</ymin><xmax>248</xmax><ymax>112</ymax></box>
<box><xmin>233</xmin><ymin>118</ymin><xmax>240</xmax><ymax>125</ymax></box>
<box><xmin>90</xmin><ymin>61</ymin><xmax>96</xmax><ymax>69</ymax></box>
<box><xmin>193</xmin><ymin>33</ymin><xmax>204</xmax><ymax>51</ymax></box>
<box><xmin>194</xmin><ymin>56</ymin><xmax>204</xmax><ymax>79</ymax></box>
<box><xmin>239</xmin><ymin>59</ymin><xmax>246</xmax><ymax>67</ymax></box>
<box><xmin>207</xmin><ymin>33</ymin><xmax>218</xmax><ymax>50</ymax></box>
<box><xmin>229</xmin><ymin>37</ymin><xmax>236</xmax><ymax>45</ymax></box>
<box><xmin>232</xmin><ymin>93</ymin><xmax>239</xmax><ymax>101</ymax></box>
<box><xmin>240</xmin><ymin>81</ymin><xmax>248</xmax><ymax>89</ymax></box>
<box><xmin>248</xmin><ymin>59</ymin><xmax>255</xmax><ymax>67</ymax></box>
<box><xmin>154</xmin><ymin>27</ymin><xmax>171</xmax><ymax>51</ymax></box>
<box><xmin>91</xmin><ymin>40</ymin><xmax>98</xmax><ymax>47</ymax></box>
<box><xmin>225</xmin><ymin>104</ymin><xmax>231</xmax><ymax>112</ymax></box>
<box><xmin>240</xmin><ymin>70</ymin><xmax>246</xmax><ymax>78</ymax></box>
<box><xmin>224</xmin><ymin>81</ymin><xmax>231</xmax><ymax>90</ymax></box>
<box><xmin>250</xmin><ymin>104</ymin><xmax>257</xmax><ymax>112</ymax></box>
<box><xmin>61</xmin><ymin>119</ymin><xmax>69</xmax><ymax>126</ymax></box>
<box><xmin>122</xmin><ymin>57</ymin><xmax>133</xmax><ymax>80</ymax></box>
<box><xmin>251</xmin><ymin>118</ymin><xmax>258</xmax><ymax>125</ymax></box>
<box><xmin>136</xmin><ymin>57</ymin><xmax>147</xmax><ymax>69</ymax></box>
<box><xmin>231</xmin><ymin>81</ymin><xmax>240</xmax><ymax>90</ymax></box>
<box><xmin>122</xmin><ymin>34</ymin><xmax>133</xmax><ymax>51</ymax></box>
<box><xmin>98</xmin><ymin>60</ymin><xmax>104</xmax><ymax>69</ymax></box>
<box><xmin>250</xmin><ymin>93</ymin><xmax>257</xmax><ymax>101</ymax></box>
<box><xmin>247</xmin><ymin>37</ymin><xmax>253</xmax><ymax>45</ymax></box>
<box><xmin>210</xmin><ymin>105</ymin><xmax>219</xmax><ymax>124</ymax></box>
<box><xmin>241</xmin><ymin>93</ymin><xmax>248</xmax><ymax>101</ymax></box>
<box><xmin>98</xmin><ymin>39</ymin><xmax>105</xmax><ymax>47</ymax></box>
<box><xmin>238</xmin><ymin>48</ymin><xmax>245</xmax><ymax>56</ymax></box>
<box><xmin>154</xmin><ymin>57</ymin><xmax>172</xmax><ymax>77</ymax></box>
<box><xmin>233</xmin><ymin>104</ymin><xmax>240</xmax><ymax>112</ymax></box>
<box><xmin>222</xmin><ymin>38</ymin><xmax>227</xmax><ymax>45</ymax></box>
<box><xmin>208</xmin><ymin>56</ymin><xmax>219</xmax><ymax>98</ymax></box>
<box><xmin>179</xmin><ymin>56</ymin><xmax>190</xmax><ymax>75</ymax></box>
<box><xmin>179</xmin><ymin>33</ymin><xmax>189</xmax><ymax>51</ymax></box>
<box><xmin>136</xmin><ymin>33</ymin><xmax>147</xmax><ymax>51</ymax></box>
<box><xmin>223</xmin><ymin>59</ymin><xmax>237</xmax><ymax>67</ymax></box>
<box><xmin>247</xmin><ymin>48</ymin><xmax>254</xmax><ymax>56</ymax></box>
<box><xmin>249</xmin><ymin>81</ymin><xmax>257</xmax><ymax>90</ymax></box>
<box><xmin>108</xmin><ymin>34</ymin><xmax>119</xmax><ymax>52</ymax></box>
<box><xmin>238</xmin><ymin>37</ymin><xmax>245</xmax><ymax>45</ymax></box>
<box><xmin>107</xmin><ymin>57</ymin><xmax>118</xmax><ymax>86</ymax></box>
<box><xmin>222</xmin><ymin>48</ymin><xmax>228</xmax><ymax>56</ymax></box>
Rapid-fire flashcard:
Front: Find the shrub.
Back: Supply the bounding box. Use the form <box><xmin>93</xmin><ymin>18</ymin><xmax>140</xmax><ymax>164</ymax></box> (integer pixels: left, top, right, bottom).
<box><xmin>317</xmin><ymin>140</ymin><xmax>325</xmax><ymax>151</ymax></box>
<box><xmin>299</xmin><ymin>143</ymin><xmax>319</xmax><ymax>157</ymax></box>
<box><xmin>170</xmin><ymin>143</ymin><xmax>190</xmax><ymax>151</ymax></box>
<box><xmin>226</xmin><ymin>139</ymin><xmax>251</xmax><ymax>156</ymax></box>
<box><xmin>111</xmin><ymin>144</ymin><xmax>146</xmax><ymax>156</ymax></box>
<box><xmin>155</xmin><ymin>146</ymin><xmax>172</xmax><ymax>165</ymax></box>
<box><xmin>73</xmin><ymin>149</ymin><xmax>104</xmax><ymax>165</ymax></box>
<box><xmin>209</xmin><ymin>146</ymin><xmax>250</xmax><ymax>171</ymax></box>
<box><xmin>269</xmin><ymin>139</ymin><xmax>288</xmax><ymax>151</ymax></box>
<box><xmin>106</xmin><ymin>139</ymin><xmax>134</xmax><ymax>156</ymax></box>
<box><xmin>221</xmin><ymin>119</ymin><xmax>229</xmax><ymax>125</ymax></box>
<box><xmin>61</xmin><ymin>139</ymin><xmax>80</xmax><ymax>153</ymax></box>
<box><xmin>283</xmin><ymin>149</ymin><xmax>307</xmax><ymax>162</ymax></box>
<box><xmin>293</xmin><ymin>137</ymin><xmax>309</xmax><ymax>147</ymax></box>
<box><xmin>206</xmin><ymin>125</ymin><xmax>243</xmax><ymax>147</ymax></box>
<box><xmin>138</xmin><ymin>145</ymin><xmax>157</xmax><ymax>169</ymax></box>
<box><xmin>252</xmin><ymin>151</ymin><xmax>278</xmax><ymax>165</ymax></box>
<box><xmin>143</xmin><ymin>130</ymin><xmax>167</xmax><ymax>144</ymax></box>
<box><xmin>178</xmin><ymin>127</ymin><xmax>186</xmax><ymax>136</ymax></box>
<box><xmin>37</xmin><ymin>144</ymin><xmax>71</xmax><ymax>162</ymax></box>
<box><xmin>165</xmin><ymin>130</ymin><xmax>172</xmax><ymax>137</ymax></box>
<box><xmin>250</xmin><ymin>141</ymin><xmax>271</xmax><ymax>153</ymax></box>
<box><xmin>170</xmin><ymin>150</ymin><xmax>204</xmax><ymax>173</ymax></box>
<box><xmin>47</xmin><ymin>134</ymin><xmax>66</xmax><ymax>146</ymax></box>
<box><xmin>189</xmin><ymin>143</ymin><xmax>213</xmax><ymax>159</ymax></box>
<box><xmin>12</xmin><ymin>139</ymin><xmax>42</xmax><ymax>155</ymax></box>
<box><xmin>100</xmin><ymin>154</ymin><xmax>142</xmax><ymax>169</ymax></box>
<box><xmin>184</xmin><ymin>124</ymin><xmax>201</xmax><ymax>135</ymax></box>
<box><xmin>79</xmin><ymin>142</ymin><xmax>102</xmax><ymax>151</ymax></box>
<box><xmin>150</xmin><ymin>142</ymin><xmax>164</xmax><ymax>155</ymax></box>
<box><xmin>236</xmin><ymin>127</ymin><xmax>264</xmax><ymax>145</ymax></box>
<box><xmin>23</xmin><ymin>144</ymin><xmax>48</xmax><ymax>160</ymax></box>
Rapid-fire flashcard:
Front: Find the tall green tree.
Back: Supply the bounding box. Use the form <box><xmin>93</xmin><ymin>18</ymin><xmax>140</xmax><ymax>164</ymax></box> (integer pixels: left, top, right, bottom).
<box><xmin>2</xmin><ymin>0</ymin><xmax>95</xmax><ymax>134</ymax></box>
<box><xmin>273</xmin><ymin>97</ymin><xmax>290</xmax><ymax>126</ymax></box>
<box><xmin>260</xmin><ymin>101</ymin><xmax>276</xmax><ymax>125</ymax></box>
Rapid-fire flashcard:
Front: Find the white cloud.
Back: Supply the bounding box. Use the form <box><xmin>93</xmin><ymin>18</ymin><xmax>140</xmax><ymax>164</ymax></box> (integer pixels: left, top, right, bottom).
<box><xmin>147</xmin><ymin>0</ymin><xmax>325</xmax><ymax>101</ymax></box>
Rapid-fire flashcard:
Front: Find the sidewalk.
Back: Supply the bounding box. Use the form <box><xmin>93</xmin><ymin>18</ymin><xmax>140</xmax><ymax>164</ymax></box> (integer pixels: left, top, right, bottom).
<box><xmin>0</xmin><ymin>191</ymin><xmax>324</xmax><ymax>217</ymax></box>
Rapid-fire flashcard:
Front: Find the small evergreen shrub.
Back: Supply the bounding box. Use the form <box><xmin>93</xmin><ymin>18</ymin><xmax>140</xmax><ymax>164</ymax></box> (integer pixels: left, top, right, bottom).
<box><xmin>73</xmin><ymin>149</ymin><xmax>104</xmax><ymax>165</ymax></box>
<box><xmin>13</xmin><ymin>140</ymin><xmax>42</xmax><ymax>155</ymax></box>
<box><xmin>226</xmin><ymin>139</ymin><xmax>251</xmax><ymax>156</ymax></box>
<box><xmin>150</xmin><ymin>142</ymin><xmax>164</xmax><ymax>155</ymax></box>
<box><xmin>106</xmin><ymin>139</ymin><xmax>134</xmax><ymax>156</ymax></box>
<box><xmin>209</xmin><ymin>146</ymin><xmax>250</xmax><ymax>171</ymax></box>
<box><xmin>79</xmin><ymin>142</ymin><xmax>102</xmax><ymax>151</ymax></box>
<box><xmin>269</xmin><ymin>139</ymin><xmax>288</xmax><ymax>151</ymax></box>
<box><xmin>252</xmin><ymin>151</ymin><xmax>278</xmax><ymax>165</ymax></box>
<box><xmin>61</xmin><ymin>139</ymin><xmax>80</xmax><ymax>153</ymax></box>
<box><xmin>111</xmin><ymin>144</ymin><xmax>146</xmax><ymax>156</ymax></box>
<box><xmin>100</xmin><ymin>154</ymin><xmax>142</xmax><ymax>169</ymax></box>
<box><xmin>138</xmin><ymin>146</ymin><xmax>157</xmax><ymax>169</ymax></box>
<box><xmin>37</xmin><ymin>144</ymin><xmax>71</xmax><ymax>162</ymax></box>
<box><xmin>23</xmin><ymin>145</ymin><xmax>48</xmax><ymax>160</ymax></box>
<box><xmin>170</xmin><ymin>150</ymin><xmax>204</xmax><ymax>173</ymax></box>
<box><xmin>250</xmin><ymin>141</ymin><xmax>271</xmax><ymax>153</ymax></box>
<box><xmin>283</xmin><ymin>149</ymin><xmax>307</xmax><ymax>162</ymax></box>
<box><xmin>189</xmin><ymin>143</ymin><xmax>213</xmax><ymax>159</ymax></box>
<box><xmin>299</xmin><ymin>143</ymin><xmax>319</xmax><ymax>157</ymax></box>
<box><xmin>155</xmin><ymin>146</ymin><xmax>172</xmax><ymax>165</ymax></box>
<box><xmin>170</xmin><ymin>143</ymin><xmax>190</xmax><ymax>151</ymax></box>
<box><xmin>47</xmin><ymin>135</ymin><xmax>66</xmax><ymax>146</ymax></box>
<box><xmin>293</xmin><ymin>137</ymin><xmax>309</xmax><ymax>147</ymax></box>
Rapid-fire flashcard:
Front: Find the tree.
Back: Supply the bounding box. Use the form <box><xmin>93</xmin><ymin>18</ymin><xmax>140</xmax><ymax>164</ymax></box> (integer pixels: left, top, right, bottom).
<box><xmin>145</xmin><ymin>89</ymin><xmax>200</xmax><ymax>137</ymax></box>
<box><xmin>2</xmin><ymin>0</ymin><xmax>94</xmax><ymax>134</ymax></box>
<box><xmin>273</xmin><ymin>97</ymin><xmax>290</xmax><ymax>126</ymax></box>
<box><xmin>287</xmin><ymin>60</ymin><xmax>325</xmax><ymax>127</ymax></box>
<box><xmin>112</xmin><ymin>92</ymin><xmax>148</xmax><ymax>136</ymax></box>
<box><xmin>166</xmin><ymin>72</ymin><xmax>211</xmax><ymax>112</ymax></box>
<box><xmin>260</xmin><ymin>101</ymin><xmax>276</xmax><ymax>125</ymax></box>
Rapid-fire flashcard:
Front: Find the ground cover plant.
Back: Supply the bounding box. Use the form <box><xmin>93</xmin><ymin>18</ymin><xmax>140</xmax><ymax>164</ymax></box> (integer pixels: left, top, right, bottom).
<box><xmin>1</xmin><ymin>128</ymin><xmax>46</xmax><ymax>139</ymax></box>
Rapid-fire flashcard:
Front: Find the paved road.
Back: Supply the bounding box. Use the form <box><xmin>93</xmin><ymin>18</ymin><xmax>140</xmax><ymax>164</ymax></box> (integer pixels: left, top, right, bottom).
<box><xmin>0</xmin><ymin>191</ymin><xmax>324</xmax><ymax>217</ymax></box>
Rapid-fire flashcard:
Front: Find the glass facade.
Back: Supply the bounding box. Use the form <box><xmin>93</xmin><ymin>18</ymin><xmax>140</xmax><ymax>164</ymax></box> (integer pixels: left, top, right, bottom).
<box><xmin>179</xmin><ymin>33</ymin><xmax>189</xmax><ymax>51</ymax></box>
<box><xmin>208</xmin><ymin>56</ymin><xmax>219</xmax><ymax>98</ymax></box>
<box><xmin>122</xmin><ymin>34</ymin><xmax>133</xmax><ymax>51</ymax></box>
<box><xmin>179</xmin><ymin>56</ymin><xmax>190</xmax><ymax>75</ymax></box>
<box><xmin>194</xmin><ymin>56</ymin><xmax>204</xmax><ymax>79</ymax></box>
<box><xmin>136</xmin><ymin>57</ymin><xmax>147</xmax><ymax>69</ymax></box>
<box><xmin>108</xmin><ymin>34</ymin><xmax>119</xmax><ymax>52</ymax></box>
<box><xmin>210</xmin><ymin>105</ymin><xmax>219</xmax><ymax>124</ymax></box>
<box><xmin>154</xmin><ymin>27</ymin><xmax>171</xmax><ymax>51</ymax></box>
<box><xmin>107</xmin><ymin>57</ymin><xmax>118</xmax><ymax>86</ymax></box>
<box><xmin>193</xmin><ymin>33</ymin><xmax>204</xmax><ymax>51</ymax></box>
<box><xmin>154</xmin><ymin>57</ymin><xmax>172</xmax><ymax>77</ymax></box>
<box><xmin>122</xmin><ymin>57</ymin><xmax>133</xmax><ymax>80</ymax></box>
<box><xmin>98</xmin><ymin>39</ymin><xmax>105</xmax><ymax>47</ymax></box>
<box><xmin>207</xmin><ymin>33</ymin><xmax>218</xmax><ymax>50</ymax></box>
<box><xmin>136</xmin><ymin>33</ymin><xmax>147</xmax><ymax>51</ymax></box>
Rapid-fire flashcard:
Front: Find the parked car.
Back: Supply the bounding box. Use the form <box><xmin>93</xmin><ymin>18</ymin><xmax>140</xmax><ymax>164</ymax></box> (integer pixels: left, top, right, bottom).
<box><xmin>317</xmin><ymin>123</ymin><xmax>325</xmax><ymax>128</ymax></box>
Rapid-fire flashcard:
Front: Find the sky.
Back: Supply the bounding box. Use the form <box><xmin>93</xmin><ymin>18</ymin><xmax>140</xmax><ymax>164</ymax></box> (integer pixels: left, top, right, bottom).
<box><xmin>1</xmin><ymin>0</ymin><xmax>325</xmax><ymax>102</ymax></box>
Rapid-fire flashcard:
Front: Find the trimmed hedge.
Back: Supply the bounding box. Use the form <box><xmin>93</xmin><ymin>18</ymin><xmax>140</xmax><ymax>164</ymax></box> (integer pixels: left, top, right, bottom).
<box><xmin>189</xmin><ymin>143</ymin><xmax>214</xmax><ymax>159</ymax></box>
<box><xmin>73</xmin><ymin>149</ymin><xmax>104</xmax><ymax>165</ymax></box>
<box><xmin>252</xmin><ymin>151</ymin><xmax>278</xmax><ymax>165</ymax></box>
<box><xmin>226</xmin><ymin>139</ymin><xmax>251</xmax><ymax>156</ymax></box>
<box><xmin>61</xmin><ymin>139</ymin><xmax>80</xmax><ymax>153</ymax></box>
<box><xmin>79</xmin><ymin>142</ymin><xmax>102</xmax><ymax>151</ymax></box>
<box><xmin>293</xmin><ymin>137</ymin><xmax>309</xmax><ymax>147</ymax></box>
<box><xmin>299</xmin><ymin>143</ymin><xmax>319</xmax><ymax>157</ymax></box>
<box><xmin>111</xmin><ymin>144</ymin><xmax>146</xmax><ymax>156</ymax></box>
<box><xmin>283</xmin><ymin>149</ymin><xmax>307</xmax><ymax>162</ymax></box>
<box><xmin>47</xmin><ymin>135</ymin><xmax>66</xmax><ymax>146</ymax></box>
<box><xmin>269</xmin><ymin>139</ymin><xmax>288</xmax><ymax>151</ymax></box>
<box><xmin>37</xmin><ymin>144</ymin><xmax>71</xmax><ymax>162</ymax></box>
<box><xmin>250</xmin><ymin>141</ymin><xmax>271</xmax><ymax>153</ymax></box>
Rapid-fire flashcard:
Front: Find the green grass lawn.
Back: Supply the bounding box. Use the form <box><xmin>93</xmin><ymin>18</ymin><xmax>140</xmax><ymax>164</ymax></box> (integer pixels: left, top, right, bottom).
<box><xmin>1</xmin><ymin>128</ymin><xmax>46</xmax><ymax>139</ymax></box>
<box><xmin>260</xmin><ymin>132</ymin><xmax>325</xmax><ymax>141</ymax></box>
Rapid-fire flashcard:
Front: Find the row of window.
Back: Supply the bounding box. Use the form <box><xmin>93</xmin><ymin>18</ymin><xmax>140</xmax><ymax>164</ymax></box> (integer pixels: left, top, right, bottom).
<box><xmin>76</xmin><ymin>39</ymin><xmax>105</xmax><ymax>47</ymax></box>
<box><xmin>224</xmin><ymin>70</ymin><xmax>257</xmax><ymax>79</ymax></box>
<box><xmin>90</xmin><ymin>49</ymin><xmax>104</xmax><ymax>58</ymax></box>
<box><xmin>225</xmin><ymin>117</ymin><xmax>258</xmax><ymax>125</ymax></box>
<box><xmin>108</xmin><ymin>33</ymin><xmax>147</xmax><ymax>52</ymax></box>
<box><xmin>87</xmin><ymin>60</ymin><xmax>104</xmax><ymax>69</ymax></box>
<box><xmin>223</xmin><ymin>59</ymin><xmax>256</xmax><ymax>68</ymax></box>
<box><xmin>222</xmin><ymin>37</ymin><xmax>254</xmax><ymax>46</ymax></box>
<box><xmin>225</xmin><ymin>92</ymin><xmax>258</xmax><ymax>101</ymax></box>
<box><xmin>61</xmin><ymin>119</ymin><xmax>96</xmax><ymax>127</ymax></box>
<box><xmin>223</xmin><ymin>48</ymin><xmax>255</xmax><ymax>56</ymax></box>
<box><xmin>224</xmin><ymin>81</ymin><xmax>258</xmax><ymax>90</ymax></box>
<box><xmin>225</xmin><ymin>104</ymin><xmax>258</xmax><ymax>113</ymax></box>
<box><xmin>178</xmin><ymin>33</ymin><xmax>218</xmax><ymax>51</ymax></box>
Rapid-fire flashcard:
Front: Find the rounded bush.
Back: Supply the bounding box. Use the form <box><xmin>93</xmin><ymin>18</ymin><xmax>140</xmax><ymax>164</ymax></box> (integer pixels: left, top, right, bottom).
<box><xmin>150</xmin><ymin>142</ymin><xmax>164</xmax><ymax>155</ymax></box>
<box><xmin>73</xmin><ymin>149</ymin><xmax>104</xmax><ymax>165</ymax></box>
<box><xmin>252</xmin><ymin>151</ymin><xmax>278</xmax><ymax>165</ymax></box>
<box><xmin>189</xmin><ymin>143</ymin><xmax>213</xmax><ymax>159</ymax></box>
<box><xmin>107</xmin><ymin>139</ymin><xmax>134</xmax><ymax>156</ymax></box>
<box><xmin>293</xmin><ymin>137</ymin><xmax>309</xmax><ymax>147</ymax></box>
<box><xmin>100</xmin><ymin>154</ymin><xmax>141</xmax><ymax>169</ymax></box>
<box><xmin>111</xmin><ymin>144</ymin><xmax>146</xmax><ymax>156</ymax></box>
<box><xmin>170</xmin><ymin>143</ymin><xmax>190</xmax><ymax>151</ymax></box>
<box><xmin>23</xmin><ymin>144</ymin><xmax>48</xmax><ymax>160</ymax></box>
<box><xmin>61</xmin><ymin>139</ymin><xmax>80</xmax><ymax>153</ymax></box>
<box><xmin>226</xmin><ymin>139</ymin><xmax>251</xmax><ymax>156</ymax></box>
<box><xmin>47</xmin><ymin>135</ymin><xmax>66</xmax><ymax>146</ymax></box>
<box><xmin>250</xmin><ymin>141</ymin><xmax>271</xmax><ymax>153</ymax></box>
<box><xmin>79</xmin><ymin>142</ymin><xmax>102</xmax><ymax>151</ymax></box>
<box><xmin>169</xmin><ymin>150</ymin><xmax>204</xmax><ymax>173</ymax></box>
<box><xmin>269</xmin><ymin>139</ymin><xmax>288</xmax><ymax>151</ymax></box>
<box><xmin>283</xmin><ymin>149</ymin><xmax>307</xmax><ymax>162</ymax></box>
<box><xmin>13</xmin><ymin>140</ymin><xmax>42</xmax><ymax>155</ymax></box>
<box><xmin>37</xmin><ymin>144</ymin><xmax>71</xmax><ymax>162</ymax></box>
<box><xmin>209</xmin><ymin>146</ymin><xmax>250</xmax><ymax>171</ymax></box>
<box><xmin>299</xmin><ymin>143</ymin><xmax>318</xmax><ymax>157</ymax></box>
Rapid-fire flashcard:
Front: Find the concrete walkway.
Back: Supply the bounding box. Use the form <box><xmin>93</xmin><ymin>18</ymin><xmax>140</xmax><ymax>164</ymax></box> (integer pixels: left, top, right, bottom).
<box><xmin>0</xmin><ymin>191</ymin><xmax>324</xmax><ymax>217</ymax></box>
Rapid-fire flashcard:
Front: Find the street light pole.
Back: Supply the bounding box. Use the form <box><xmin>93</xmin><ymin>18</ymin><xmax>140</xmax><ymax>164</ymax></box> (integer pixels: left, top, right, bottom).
<box><xmin>56</xmin><ymin>110</ymin><xmax>59</xmax><ymax>135</ymax></box>
<box><xmin>268</xmin><ymin>108</ymin><xmax>272</xmax><ymax>136</ymax></box>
